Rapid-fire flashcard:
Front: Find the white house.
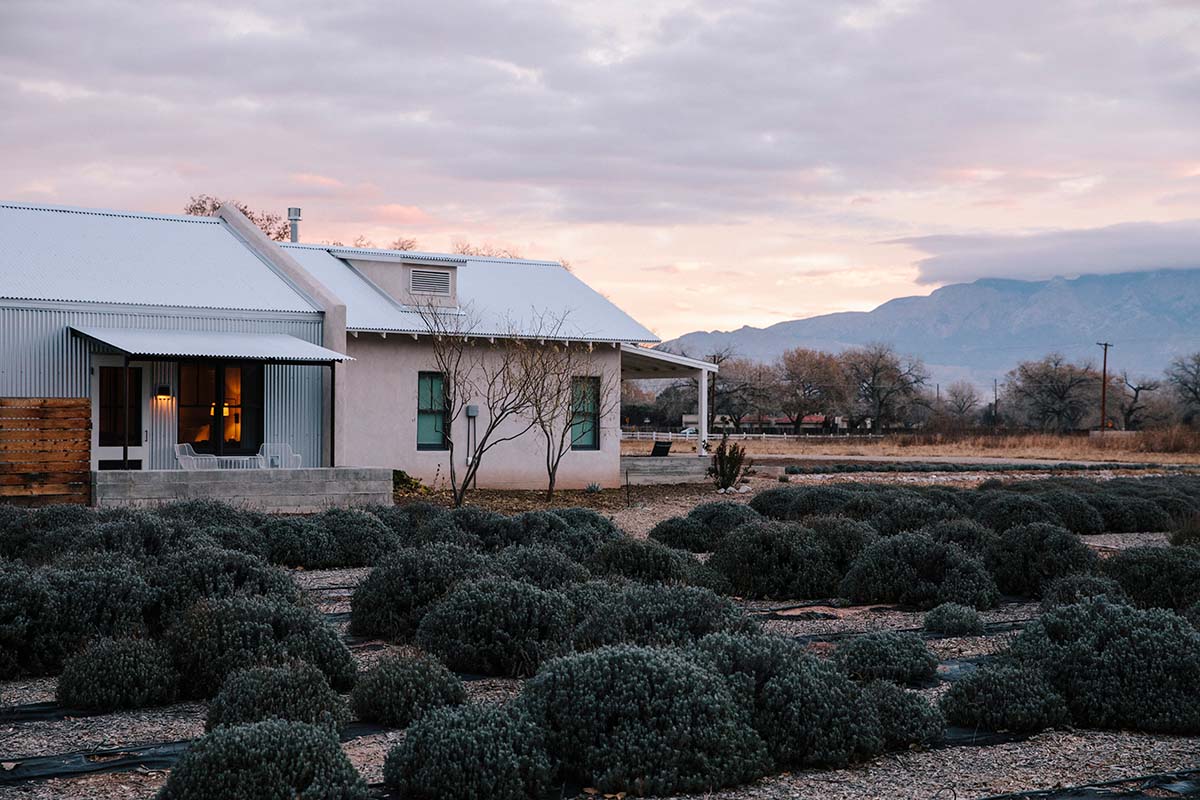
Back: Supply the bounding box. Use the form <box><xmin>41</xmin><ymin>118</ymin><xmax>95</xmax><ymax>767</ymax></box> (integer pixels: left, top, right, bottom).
<box><xmin>0</xmin><ymin>200</ymin><xmax>716</xmax><ymax>502</ymax></box>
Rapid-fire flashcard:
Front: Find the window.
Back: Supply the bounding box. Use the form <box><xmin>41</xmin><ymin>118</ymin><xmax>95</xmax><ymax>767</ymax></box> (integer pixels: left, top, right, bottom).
<box><xmin>178</xmin><ymin>363</ymin><xmax>264</xmax><ymax>456</ymax></box>
<box><xmin>570</xmin><ymin>377</ymin><xmax>600</xmax><ymax>450</ymax></box>
<box><xmin>410</xmin><ymin>269</ymin><xmax>451</xmax><ymax>296</ymax></box>
<box><xmin>417</xmin><ymin>371</ymin><xmax>449</xmax><ymax>450</ymax></box>
<box><xmin>98</xmin><ymin>367</ymin><xmax>141</xmax><ymax>447</ymax></box>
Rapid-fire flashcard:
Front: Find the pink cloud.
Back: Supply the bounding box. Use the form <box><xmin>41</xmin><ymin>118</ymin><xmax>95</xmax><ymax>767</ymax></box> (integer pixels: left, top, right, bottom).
<box><xmin>291</xmin><ymin>173</ymin><xmax>344</xmax><ymax>189</ymax></box>
<box><xmin>371</xmin><ymin>204</ymin><xmax>434</xmax><ymax>225</ymax></box>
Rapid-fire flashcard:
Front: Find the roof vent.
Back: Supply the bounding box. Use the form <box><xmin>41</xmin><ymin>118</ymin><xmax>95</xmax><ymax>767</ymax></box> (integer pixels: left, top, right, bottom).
<box><xmin>287</xmin><ymin>207</ymin><xmax>301</xmax><ymax>243</ymax></box>
<box><xmin>411</xmin><ymin>268</ymin><xmax>452</xmax><ymax>296</ymax></box>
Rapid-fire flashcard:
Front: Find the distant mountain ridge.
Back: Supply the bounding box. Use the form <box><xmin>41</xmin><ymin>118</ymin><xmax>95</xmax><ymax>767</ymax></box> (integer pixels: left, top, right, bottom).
<box><xmin>659</xmin><ymin>269</ymin><xmax>1200</xmax><ymax>388</ymax></box>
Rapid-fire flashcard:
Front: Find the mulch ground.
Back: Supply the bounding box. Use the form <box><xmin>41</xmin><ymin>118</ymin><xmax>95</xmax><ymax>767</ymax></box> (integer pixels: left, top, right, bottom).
<box><xmin>2</xmin><ymin>474</ymin><xmax>1195</xmax><ymax>800</ymax></box>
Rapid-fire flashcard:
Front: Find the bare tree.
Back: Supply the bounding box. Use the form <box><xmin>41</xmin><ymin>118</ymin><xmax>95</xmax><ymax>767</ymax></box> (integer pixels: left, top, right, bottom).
<box><xmin>184</xmin><ymin>194</ymin><xmax>289</xmax><ymax>240</ymax></box>
<box><xmin>775</xmin><ymin>348</ymin><xmax>846</xmax><ymax>434</ymax></box>
<box><xmin>944</xmin><ymin>381</ymin><xmax>982</xmax><ymax>422</ymax></box>
<box><xmin>656</xmin><ymin>344</ymin><xmax>735</xmax><ymax>432</ymax></box>
<box><xmin>324</xmin><ymin>234</ymin><xmax>420</xmax><ymax>250</ymax></box>
<box><xmin>452</xmin><ymin>238</ymin><xmax>523</xmax><ymax>259</ymax></box>
<box><xmin>840</xmin><ymin>343</ymin><xmax>928</xmax><ymax>433</ymax></box>
<box><xmin>1003</xmin><ymin>353</ymin><xmax>1098</xmax><ymax>432</ymax></box>
<box><xmin>416</xmin><ymin>303</ymin><xmax>538</xmax><ymax>506</ymax></box>
<box><xmin>1119</xmin><ymin>373</ymin><xmax>1160</xmax><ymax>431</ymax></box>
<box><xmin>518</xmin><ymin>316</ymin><xmax>620</xmax><ymax>500</ymax></box>
<box><xmin>1166</xmin><ymin>353</ymin><xmax>1200</xmax><ymax>419</ymax></box>
<box><xmin>713</xmin><ymin>357</ymin><xmax>770</xmax><ymax>430</ymax></box>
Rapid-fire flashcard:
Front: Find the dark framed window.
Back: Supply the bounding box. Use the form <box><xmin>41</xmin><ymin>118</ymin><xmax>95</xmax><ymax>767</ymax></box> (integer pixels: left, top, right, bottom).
<box><xmin>98</xmin><ymin>366</ymin><xmax>141</xmax><ymax>447</ymax></box>
<box><xmin>178</xmin><ymin>362</ymin><xmax>265</xmax><ymax>456</ymax></box>
<box><xmin>570</xmin><ymin>376</ymin><xmax>600</xmax><ymax>451</ymax></box>
<box><xmin>417</xmin><ymin>371</ymin><xmax>449</xmax><ymax>450</ymax></box>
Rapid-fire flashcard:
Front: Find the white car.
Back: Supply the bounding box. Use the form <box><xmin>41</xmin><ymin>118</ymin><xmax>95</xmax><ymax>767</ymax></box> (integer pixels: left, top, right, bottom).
<box><xmin>679</xmin><ymin>427</ymin><xmax>698</xmax><ymax>435</ymax></box>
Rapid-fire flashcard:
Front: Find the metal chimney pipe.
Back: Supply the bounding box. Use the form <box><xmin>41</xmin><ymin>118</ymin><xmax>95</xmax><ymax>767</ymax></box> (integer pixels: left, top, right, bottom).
<box><xmin>287</xmin><ymin>207</ymin><xmax>302</xmax><ymax>243</ymax></box>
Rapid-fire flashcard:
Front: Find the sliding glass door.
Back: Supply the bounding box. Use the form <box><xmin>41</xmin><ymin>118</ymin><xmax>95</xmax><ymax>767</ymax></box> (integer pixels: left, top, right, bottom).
<box><xmin>178</xmin><ymin>362</ymin><xmax>265</xmax><ymax>456</ymax></box>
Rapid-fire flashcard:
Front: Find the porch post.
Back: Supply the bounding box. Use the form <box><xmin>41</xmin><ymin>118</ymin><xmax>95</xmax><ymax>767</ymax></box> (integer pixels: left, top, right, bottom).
<box><xmin>697</xmin><ymin>366</ymin><xmax>709</xmax><ymax>458</ymax></box>
<box><xmin>329</xmin><ymin>360</ymin><xmax>337</xmax><ymax>468</ymax></box>
<box><xmin>122</xmin><ymin>355</ymin><xmax>130</xmax><ymax>470</ymax></box>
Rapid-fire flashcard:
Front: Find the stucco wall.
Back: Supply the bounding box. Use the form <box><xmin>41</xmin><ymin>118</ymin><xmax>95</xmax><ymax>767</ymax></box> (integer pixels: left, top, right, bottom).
<box><xmin>339</xmin><ymin>335</ymin><xmax>622</xmax><ymax>490</ymax></box>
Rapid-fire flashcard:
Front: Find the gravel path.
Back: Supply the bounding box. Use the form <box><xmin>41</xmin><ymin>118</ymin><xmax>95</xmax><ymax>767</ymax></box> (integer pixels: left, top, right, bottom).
<box><xmin>0</xmin><ymin>702</ymin><xmax>205</xmax><ymax>760</ymax></box>
<box><xmin>0</xmin><ymin>678</ymin><xmax>56</xmax><ymax>707</ymax></box>
<box><xmin>8</xmin><ymin>730</ymin><xmax>1197</xmax><ymax>800</ymax></box>
<box><xmin>641</xmin><ymin>730</ymin><xmax>1200</xmax><ymax>800</ymax></box>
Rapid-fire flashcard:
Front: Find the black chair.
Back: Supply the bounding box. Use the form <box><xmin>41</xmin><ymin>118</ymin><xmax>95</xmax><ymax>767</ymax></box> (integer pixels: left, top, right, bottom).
<box><xmin>650</xmin><ymin>440</ymin><xmax>673</xmax><ymax>457</ymax></box>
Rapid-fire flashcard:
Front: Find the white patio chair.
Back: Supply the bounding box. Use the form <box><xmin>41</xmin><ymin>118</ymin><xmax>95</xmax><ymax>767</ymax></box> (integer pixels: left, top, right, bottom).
<box><xmin>174</xmin><ymin>443</ymin><xmax>218</xmax><ymax>470</ymax></box>
<box><xmin>257</xmin><ymin>443</ymin><xmax>302</xmax><ymax>469</ymax></box>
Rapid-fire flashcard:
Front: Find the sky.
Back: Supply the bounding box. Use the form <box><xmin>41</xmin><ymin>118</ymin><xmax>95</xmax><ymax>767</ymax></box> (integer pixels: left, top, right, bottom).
<box><xmin>2</xmin><ymin>0</ymin><xmax>1200</xmax><ymax>340</ymax></box>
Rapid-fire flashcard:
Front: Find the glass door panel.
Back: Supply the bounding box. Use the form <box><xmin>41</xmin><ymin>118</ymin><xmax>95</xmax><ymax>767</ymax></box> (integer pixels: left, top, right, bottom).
<box><xmin>179</xmin><ymin>364</ymin><xmax>218</xmax><ymax>454</ymax></box>
<box><xmin>222</xmin><ymin>366</ymin><xmax>242</xmax><ymax>451</ymax></box>
<box><xmin>178</xmin><ymin>363</ymin><xmax>264</xmax><ymax>456</ymax></box>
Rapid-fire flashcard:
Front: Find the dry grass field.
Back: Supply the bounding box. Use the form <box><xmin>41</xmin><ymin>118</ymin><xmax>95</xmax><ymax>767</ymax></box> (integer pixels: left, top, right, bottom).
<box><xmin>622</xmin><ymin>428</ymin><xmax>1200</xmax><ymax>464</ymax></box>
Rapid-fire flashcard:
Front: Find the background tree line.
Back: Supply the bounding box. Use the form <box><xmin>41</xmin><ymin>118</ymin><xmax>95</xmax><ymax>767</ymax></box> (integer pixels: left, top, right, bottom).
<box><xmin>622</xmin><ymin>343</ymin><xmax>1200</xmax><ymax>435</ymax></box>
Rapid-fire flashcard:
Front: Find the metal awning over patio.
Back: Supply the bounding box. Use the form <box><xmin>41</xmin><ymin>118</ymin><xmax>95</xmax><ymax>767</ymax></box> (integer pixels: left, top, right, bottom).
<box><xmin>70</xmin><ymin>327</ymin><xmax>352</xmax><ymax>364</ymax></box>
<box><xmin>619</xmin><ymin>344</ymin><xmax>717</xmax><ymax>378</ymax></box>
<box><xmin>620</xmin><ymin>345</ymin><xmax>718</xmax><ymax>457</ymax></box>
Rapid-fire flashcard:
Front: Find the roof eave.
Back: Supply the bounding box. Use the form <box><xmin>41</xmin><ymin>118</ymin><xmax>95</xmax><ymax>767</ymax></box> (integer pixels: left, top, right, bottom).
<box><xmin>346</xmin><ymin>326</ymin><xmax>659</xmax><ymax>344</ymax></box>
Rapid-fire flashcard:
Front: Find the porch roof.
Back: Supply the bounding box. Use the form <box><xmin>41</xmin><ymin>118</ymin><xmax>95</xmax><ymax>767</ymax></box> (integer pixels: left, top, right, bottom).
<box><xmin>70</xmin><ymin>326</ymin><xmax>352</xmax><ymax>363</ymax></box>
<box><xmin>620</xmin><ymin>344</ymin><xmax>718</xmax><ymax>378</ymax></box>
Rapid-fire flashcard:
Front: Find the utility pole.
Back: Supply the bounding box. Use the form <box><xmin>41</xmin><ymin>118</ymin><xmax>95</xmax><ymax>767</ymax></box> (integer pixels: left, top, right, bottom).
<box><xmin>1097</xmin><ymin>342</ymin><xmax>1113</xmax><ymax>431</ymax></box>
<box><xmin>993</xmin><ymin>379</ymin><xmax>999</xmax><ymax>432</ymax></box>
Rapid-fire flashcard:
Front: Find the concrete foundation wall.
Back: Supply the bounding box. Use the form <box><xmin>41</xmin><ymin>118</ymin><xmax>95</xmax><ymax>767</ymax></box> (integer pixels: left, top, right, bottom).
<box><xmin>620</xmin><ymin>455</ymin><xmax>710</xmax><ymax>485</ymax></box>
<box><xmin>339</xmin><ymin>336</ymin><xmax>622</xmax><ymax>490</ymax></box>
<box><xmin>92</xmin><ymin>467</ymin><xmax>391</xmax><ymax>513</ymax></box>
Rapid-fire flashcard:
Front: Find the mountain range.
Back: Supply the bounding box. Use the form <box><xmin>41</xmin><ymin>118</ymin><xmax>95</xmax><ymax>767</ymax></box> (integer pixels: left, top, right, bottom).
<box><xmin>659</xmin><ymin>269</ymin><xmax>1200</xmax><ymax>389</ymax></box>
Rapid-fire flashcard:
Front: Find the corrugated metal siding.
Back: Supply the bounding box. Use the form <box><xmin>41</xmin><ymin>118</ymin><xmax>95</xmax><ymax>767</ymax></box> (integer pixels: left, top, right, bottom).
<box><xmin>148</xmin><ymin>361</ymin><xmax>177</xmax><ymax>470</ymax></box>
<box><xmin>264</xmin><ymin>364</ymin><xmax>323</xmax><ymax>469</ymax></box>
<box><xmin>0</xmin><ymin>304</ymin><xmax>325</xmax><ymax>469</ymax></box>
<box><xmin>0</xmin><ymin>306</ymin><xmax>92</xmax><ymax>396</ymax></box>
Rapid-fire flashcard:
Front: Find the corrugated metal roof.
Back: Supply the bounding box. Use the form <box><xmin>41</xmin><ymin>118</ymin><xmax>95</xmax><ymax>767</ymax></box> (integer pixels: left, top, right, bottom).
<box><xmin>328</xmin><ymin>247</ymin><xmax>467</xmax><ymax>265</ymax></box>
<box><xmin>280</xmin><ymin>244</ymin><xmax>660</xmax><ymax>343</ymax></box>
<box><xmin>71</xmin><ymin>326</ymin><xmax>351</xmax><ymax>362</ymax></box>
<box><xmin>283</xmin><ymin>246</ymin><xmax>431</xmax><ymax>331</ymax></box>
<box><xmin>0</xmin><ymin>202</ymin><xmax>318</xmax><ymax>313</ymax></box>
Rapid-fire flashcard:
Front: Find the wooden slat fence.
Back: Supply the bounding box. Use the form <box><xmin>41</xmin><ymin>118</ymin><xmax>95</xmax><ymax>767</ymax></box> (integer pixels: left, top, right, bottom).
<box><xmin>0</xmin><ymin>398</ymin><xmax>91</xmax><ymax>506</ymax></box>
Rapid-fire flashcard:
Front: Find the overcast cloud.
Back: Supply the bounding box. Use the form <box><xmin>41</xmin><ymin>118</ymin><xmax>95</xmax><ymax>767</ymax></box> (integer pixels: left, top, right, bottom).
<box><xmin>895</xmin><ymin>220</ymin><xmax>1200</xmax><ymax>283</ymax></box>
<box><xmin>1</xmin><ymin>0</ymin><xmax>1199</xmax><ymax>336</ymax></box>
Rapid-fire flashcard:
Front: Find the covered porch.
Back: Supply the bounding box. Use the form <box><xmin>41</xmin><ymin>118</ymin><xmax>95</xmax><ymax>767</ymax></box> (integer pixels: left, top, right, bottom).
<box><xmin>618</xmin><ymin>344</ymin><xmax>718</xmax><ymax>484</ymax></box>
<box><xmin>70</xmin><ymin>326</ymin><xmax>350</xmax><ymax>472</ymax></box>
